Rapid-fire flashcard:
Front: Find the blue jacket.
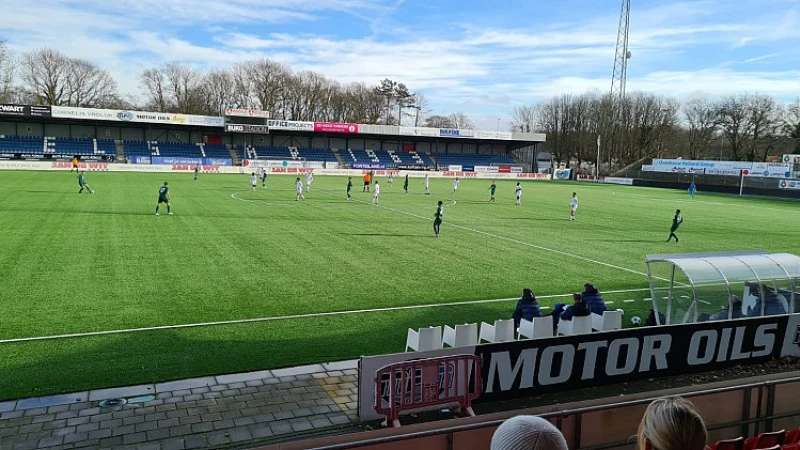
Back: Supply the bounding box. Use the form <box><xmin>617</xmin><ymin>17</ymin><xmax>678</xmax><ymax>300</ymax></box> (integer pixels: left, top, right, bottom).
<box><xmin>748</xmin><ymin>292</ymin><xmax>787</xmax><ymax>317</ymax></box>
<box><xmin>561</xmin><ymin>301</ymin><xmax>591</xmax><ymax>321</ymax></box>
<box><xmin>512</xmin><ymin>294</ymin><xmax>542</xmax><ymax>325</ymax></box>
<box><xmin>581</xmin><ymin>288</ymin><xmax>607</xmax><ymax>315</ymax></box>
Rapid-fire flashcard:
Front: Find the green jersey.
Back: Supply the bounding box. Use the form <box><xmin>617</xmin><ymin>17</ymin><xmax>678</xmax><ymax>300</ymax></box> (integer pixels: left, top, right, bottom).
<box><xmin>671</xmin><ymin>213</ymin><xmax>683</xmax><ymax>231</ymax></box>
<box><xmin>159</xmin><ymin>186</ymin><xmax>169</xmax><ymax>200</ymax></box>
<box><xmin>434</xmin><ymin>206</ymin><xmax>443</xmax><ymax>222</ymax></box>
<box><xmin>78</xmin><ymin>174</ymin><xmax>86</xmax><ymax>185</ymax></box>
<box><xmin>404</xmin><ymin>178</ymin><xmax>409</xmax><ymax>189</ymax></box>
<box><xmin>347</xmin><ymin>180</ymin><xmax>352</xmax><ymax>191</ymax></box>
<box><xmin>490</xmin><ymin>184</ymin><xmax>496</xmax><ymax>195</ymax></box>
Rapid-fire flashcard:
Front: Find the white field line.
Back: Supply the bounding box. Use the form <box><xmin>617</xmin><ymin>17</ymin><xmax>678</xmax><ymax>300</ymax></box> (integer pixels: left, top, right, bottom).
<box><xmin>318</xmin><ymin>189</ymin><xmax>658</xmax><ymax>279</ymax></box>
<box><xmin>0</xmin><ymin>287</ymin><xmax>657</xmax><ymax>344</ymax></box>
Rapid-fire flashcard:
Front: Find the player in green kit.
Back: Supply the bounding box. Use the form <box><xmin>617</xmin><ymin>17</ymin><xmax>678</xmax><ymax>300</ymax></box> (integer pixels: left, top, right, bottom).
<box><xmin>403</xmin><ymin>174</ymin><xmax>409</xmax><ymax>195</ymax></box>
<box><xmin>77</xmin><ymin>171</ymin><xmax>94</xmax><ymax>194</ymax></box>
<box><xmin>488</xmin><ymin>181</ymin><xmax>497</xmax><ymax>202</ymax></box>
<box><xmin>666</xmin><ymin>209</ymin><xmax>682</xmax><ymax>242</ymax></box>
<box><xmin>433</xmin><ymin>200</ymin><xmax>443</xmax><ymax>237</ymax></box>
<box><xmin>347</xmin><ymin>177</ymin><xmax>353</xmax><ymax>200</ymax></box>
<box><xmin>155</xmin><ymin>182</ymin><xmax>173</xmax><ymax>216</ymax></box>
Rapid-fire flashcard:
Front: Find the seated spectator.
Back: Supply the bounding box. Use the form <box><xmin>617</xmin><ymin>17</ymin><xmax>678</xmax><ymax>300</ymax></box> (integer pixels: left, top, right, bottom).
<box><xmin>747</xmin><ymin>284</ymin><xmax>787</xmax><ymax>317</ymax></box>
<box><xmin>550</xmin><ymin>293</ymin><xmax>590</xmax><ymax>330</ymax></box>
<box><xmin>581</xmin><ymin>283</ymin><xmax>608</xmax><ymax>314</ymax></box>
<box><xmin>491</xmin><ymin>415</ymin><xmax>568</xmax><ymax>450</ymax></box>
<box><xmin>637</xmin><ymin>397</ymin><xmax>707</xmax><ymax>450</ymax></box>
<box><xmin>710</xmin><ymin>296</ymin><xmax>743</xmax><ymax>321</ymax></box>
<box><xmin>512</xmin><ymin>288</ymin><xmax>541</xmax><ymax>328</ymax></box>
<box><xmin>645</xmin><ymin>309</ymin><xmax>665</xmax><ymax>326</ymax></box>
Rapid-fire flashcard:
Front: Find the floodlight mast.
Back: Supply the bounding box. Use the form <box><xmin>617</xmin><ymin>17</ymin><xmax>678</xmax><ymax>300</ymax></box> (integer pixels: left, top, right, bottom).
<box><xmin>604</xmin><ymin>0</ymin><xmax>631</xmax><ymax>177</ymax></box>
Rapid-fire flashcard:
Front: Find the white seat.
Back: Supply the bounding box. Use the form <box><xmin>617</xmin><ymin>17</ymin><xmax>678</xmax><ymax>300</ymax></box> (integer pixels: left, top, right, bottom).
<box><xmin>442</xmin><ymin>323</ymin><xmax>479</xmax><ymax>348</ymax></box>
<box><xmin>405</xmin><ymin>326</ymin><xmax>443</xmax><ymax>352</ymax></box>
<box><xmin>479</xmin><ymin>319</ymin><xmax>515</xmax><ymax>343</ymax></box>
<box><xmin>592</xmin><ymin>310</ymin><xmax>624</xmax><ymax>331</ymax></box>
<box><xmin>518</xmin><ymin>316</ymin><xmax>554</xmax><ymax>340</ymax></box>
<box><xmin>558</xmin><ymin>315</ymin><xmax>593</xmax><ymax>335</ymax></box>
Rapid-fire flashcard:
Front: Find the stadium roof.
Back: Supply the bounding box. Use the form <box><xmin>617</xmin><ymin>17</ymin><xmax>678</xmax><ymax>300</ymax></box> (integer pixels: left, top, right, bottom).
<box><xmin>646</xmin><ymin>250</ymin><xmax>800</xmax><ymax>286</ymax></box>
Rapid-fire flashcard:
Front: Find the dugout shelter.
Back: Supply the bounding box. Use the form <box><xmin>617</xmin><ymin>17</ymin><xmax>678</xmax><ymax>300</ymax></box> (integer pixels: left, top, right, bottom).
<box><xmin>646</xmin><ymin>251</ymin><xmax>800</xmax><ymax>325</ymax></box>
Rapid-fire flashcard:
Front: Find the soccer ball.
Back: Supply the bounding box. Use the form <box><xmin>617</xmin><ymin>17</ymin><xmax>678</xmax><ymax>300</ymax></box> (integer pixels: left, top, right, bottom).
<box><xmin>631</xmin><ymin>316</ymin><xmax>642</xmax><ymax>326</ymax></box>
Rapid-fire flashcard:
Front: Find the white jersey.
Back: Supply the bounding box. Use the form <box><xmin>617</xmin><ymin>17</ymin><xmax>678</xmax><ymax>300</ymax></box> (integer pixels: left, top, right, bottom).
<box><xmin>306</xmin><ymin>174</ymin><xmax>313</xmax><ymax>185</ymax></box>
<box><xmin>424</xmin><ymin>177</ymin><xmax>430</xmax><ymax>187</ymax></box>
<box><xmin>571</xmin><ymin>197</ymin><xmax>578</xmax><ymax>210</ymax></box>
<box><xmin>516</xmin><ymin>186</ymin><xmax>522</xmax><ymax>197</ymax></box>
<box><xmin>250</xmin><ymin>176</ymin><xmax>257</xmax><ymax>185</ymax></box>
<box><xmin>374</xmin><ymin>184</ymin><xmax>380</xmax><ymax>195</ymax></box>
<box><xmin>452</xmin><ymin>180</ymin><xmax>459</xmax><ymax>189</ymax></box>
<box><xmin>296</xmin><ymin>181</ymin><xmax>303</xmax><ymax>192</ymax></box>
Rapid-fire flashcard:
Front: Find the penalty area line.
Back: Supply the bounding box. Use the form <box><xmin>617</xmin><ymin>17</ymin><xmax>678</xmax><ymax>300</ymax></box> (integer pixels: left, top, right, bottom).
<box><xmin>0</xmin><ymin>287</ymin><xmax>656</xmax><ymax>344</ymax></box>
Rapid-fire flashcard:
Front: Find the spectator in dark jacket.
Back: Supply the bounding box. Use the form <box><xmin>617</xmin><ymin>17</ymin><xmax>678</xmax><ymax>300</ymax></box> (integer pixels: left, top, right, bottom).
<box><xmin>551</xmin><ymin>293</ymin><xmax>591</xmax><ymax>331</ymax></box>
<box><xmin>581</xmin><ymin>283</ymin><xmax>607</xmax><ymax>314</ymax></box>
<box><xmin>512</xmin><ymin>288</ymin><xmax>541</xmax><ymax>327</ymax></box>
<box><xmin>747</xmin><ymin>285</ymin><xmax>787</xmax><ymax>317</ymax></box>
<box><xmin>646</xmin><ymin>309</ymin><xmax>666</xmax><ymax>326</ymax></box>
<box><xmin>710</xmin><ymin>296</ymin><xmax>743</xmax><ymax>321</ymax></box>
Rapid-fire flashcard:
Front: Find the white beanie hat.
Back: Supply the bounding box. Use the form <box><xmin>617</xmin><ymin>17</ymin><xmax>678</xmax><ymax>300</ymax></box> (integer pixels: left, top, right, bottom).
<box><xmin>490</xmin><ymin>416</ymin><xmax>569</xmax><ymax>450</ymax></box>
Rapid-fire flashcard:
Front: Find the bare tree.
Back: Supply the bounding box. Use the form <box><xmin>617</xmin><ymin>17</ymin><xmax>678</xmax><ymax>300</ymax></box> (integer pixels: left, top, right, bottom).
<box><xmin>139</xmin><ymin>67</ymin><xmax>168</xmax><ymax>112</ymax></box>
<box><xmin>448</xmin><ymin>112</ymin><xmax>474</xmax><ymax>129</ymax></box>
<box><xmin>246</xmin><ymin>58</ymin><xmax>289</xmax><ymax>116</ymax></box>
<box><xmin>202</xmin><ymin>69</ymin><xmax>235</xmax><ymax>115</ymax></box>
<box><xmin>715</xmin><ymin>95</ymin><xmax>751</xmax><ymax>161</ymax></box>
<box><xmin>0</xmin><ymin>41</ymin><xmax>19</xmax><ymax>103</ymax></box>
<box><xmin>509</xmin><ymin>105</ymin><xmax>537</xmax><ymax>133</ymax></box>
<box><xmin>66</xmin><ymin>59</ymin><xmax>118</xmax><ymax>107</ymax></box>
<box><xmin>784</xmin><ymin>99</ymin><xmax>800</xmax><ymax>153</ymax></box>
<box><xmin>684</xmin><ymin>98</ymin><xmax>718</xmax><ymax>159</ymax></box>
<box><xmin>394</xmin><ymin>82</ymin><xmax>413</xmax><ymax>125</ymax></box>
<box><xmin>746</xmin><ymin>95</ymin><xmax>780</xmax><ymax>161</ymax></box>
<box><xmin>423</xmin><ymin>114</ymin><xmax>455</xmax><ymax>128</ymax></box>
<box><xmin>22</xmin><ymin>49</ymin><xmax>70</xmax><ymax>105</ymax></box>
<box><xmin>408</xmin><ymin>93</ymin><xmax>430</xmax><ymax>127</ymax></box>
<box><xmin>163</xmin><ymin>61</ymin><xmax>205</xmax><ymax>114</ymax></box>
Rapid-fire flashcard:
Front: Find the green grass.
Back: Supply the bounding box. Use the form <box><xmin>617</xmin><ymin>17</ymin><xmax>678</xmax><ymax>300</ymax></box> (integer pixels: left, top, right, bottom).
<box><xmin>0</xmin><ymin>170</ymin><xmax>798</xmax><ymax>401</ymax></box>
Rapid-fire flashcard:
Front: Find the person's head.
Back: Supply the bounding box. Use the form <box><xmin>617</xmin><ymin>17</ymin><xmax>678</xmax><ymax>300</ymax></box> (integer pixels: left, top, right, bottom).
<box><xmin>163</xmin><ymin>181</ymin><xmax>168</xmax><ymax>186</ymax></box>
<box><xmin>584</xmin><ymin>283</ymin><xmax>597</xmax><ymax>293</ymax></box>
<box><xmin>296</xmin><ymin>177</ymin><xmax>300</xmax><ymax>181</ymax></box>
<box><xmin>81</xmin><ymin>171</ymin><xmax>85</xmax><ymax>174</ymax></box>
<box><xmin>573</xmin><ymin>293</ymin><xmax>582</xmax><ymax>303</ymax></box>
<box><xmin>637</xmin><ymin>398</ymin><xmax>707</xmax><ymax>450</ymax></box>
<box><xmin>676</xmin><ymin>209</ymin><xmax>681</xmax><ymax>214</ymax></box>
<box><xmin>517</xmin><ymin>182</ymin><xmax>521</xmax><ymax>186</ymax></box>
<box><xmin>252</xmin><ymin>172</ymin><xmax>255</xmax><ymax>176</ymax></box>
<box><xmin>348</xmin><ymin>177</ymin><xmax>351</xmax><ymax>180</ymax></box>
<box><xmin>572</xmin><ymin>192</ymin><xmax>576</xmax><ymax>197</ymax></box>
<box><xmin>522</xmin><ymin>288</ymin><xmax>535</xmax><ymax>300</ymax></box>
<box><xmin>437</xmin><ymin>201</ymin><xmax>442</xmax><ymax>206</ymax></box>
<box><xmin>375</xmin><ymin>181</ymin><xmax>378</xmax><ymax>184</ymax></box>
<box><xmin>491</xmin><ymin>415</ymin><xmax>568</xmax><ymax>450</ymax></box>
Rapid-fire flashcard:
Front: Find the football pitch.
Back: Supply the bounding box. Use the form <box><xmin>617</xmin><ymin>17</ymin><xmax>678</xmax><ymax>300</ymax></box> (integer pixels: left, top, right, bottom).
<box><xmin>0</xmin><ymin>170</ymin><xmax>798</xmax><ymax>401</ymax></box>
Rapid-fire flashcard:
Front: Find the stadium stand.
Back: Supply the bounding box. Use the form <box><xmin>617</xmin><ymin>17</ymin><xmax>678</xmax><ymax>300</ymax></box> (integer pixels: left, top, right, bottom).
<box><xmin>709</xmin><ymin>427</ymin><xmax>800</xmax><ymax>450</ymax></box>
<box><xmin>0</xmin><ymin>136</ymin><xmax>116</xmax><ymax>157</ymax></box>
<box><xmin>432</xmin><ymin>152</ymin><xmax>517</xmax><ymax>167</ymax></box>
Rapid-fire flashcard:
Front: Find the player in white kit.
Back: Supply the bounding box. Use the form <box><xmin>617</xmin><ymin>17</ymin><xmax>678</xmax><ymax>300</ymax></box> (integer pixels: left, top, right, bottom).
<box><xmin>451</xmin><ymin>177</ymin><xmax>459</xmax><ymax>196</ymax></box>
<box><xmin>515</xmin><ymin>182</ymin><xmax>522</xmax><ymax>205</ymax></box>
<box><xmin>295</xmin><ymin>177</ymin><xmax>306</xmax><ymax>201</ymax></box>
<box><xmin>250</xmin><ymin>172</ymin><xmax>257</xmax><ymax>191</ymax></box>
<box><xmin>305</xmin><ymin>172</ymin><xmax>313</xmax><ymax>190</ymax></box>
<box><xmin>424</xmin><ymin>174</ymin><xmax>430</xmax><ymax>195</ymax></box>
<box><xmin>570</xmin><ymin>192</ymin><xmax>578</xmax><ymax>220</ymax></box>
<box><xmin>372</xmin><ymin>181</ymin><xmax>380</xmax><ymax>204</ymax></box>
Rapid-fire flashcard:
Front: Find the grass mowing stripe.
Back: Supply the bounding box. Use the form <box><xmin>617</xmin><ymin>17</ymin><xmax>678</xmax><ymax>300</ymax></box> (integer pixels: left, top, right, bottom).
<box><xmin>0</xmin><ymin>287</ymin><xmax>655</xmax><ymax>344</ymax></box>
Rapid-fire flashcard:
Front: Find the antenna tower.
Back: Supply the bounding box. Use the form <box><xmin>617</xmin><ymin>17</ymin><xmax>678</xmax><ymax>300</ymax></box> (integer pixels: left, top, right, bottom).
<box><xmin>610</xmin><ymin>0</ymin><xmax>631</xmax><ymax>100</ymax></box>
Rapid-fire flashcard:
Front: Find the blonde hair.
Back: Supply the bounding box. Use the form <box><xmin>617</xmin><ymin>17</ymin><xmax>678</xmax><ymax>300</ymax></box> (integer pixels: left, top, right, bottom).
<box><xmin>638</xmin><ymin>398</ymin><xmax>707</xmax><ymax>450</ymax></box>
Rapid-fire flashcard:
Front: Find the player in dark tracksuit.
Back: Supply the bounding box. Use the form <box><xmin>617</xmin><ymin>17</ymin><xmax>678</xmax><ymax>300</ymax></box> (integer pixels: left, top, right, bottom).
<box><xmin>433</xmin><ymin>201</ymin><xmax>443</xmax><ymax>237</ymax></box>
<box><xmin>666</xmin><ymin>209</ymin><xmax>682</xmax><ymax>242</ymax></box>
<box><xmin>346</xmin><ymin>177</ymin><xmax>353</xmax><ymax>200</ymax></box>
<box><xmin>156</xmin><ymin>182</ymin><xmax>172</xmax><ymax>216</ymax></box>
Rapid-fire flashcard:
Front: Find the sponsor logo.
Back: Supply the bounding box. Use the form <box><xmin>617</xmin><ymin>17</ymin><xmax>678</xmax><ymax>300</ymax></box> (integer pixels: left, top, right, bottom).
<box><xmin>117</xmin><ymin>111</ymin><xmax>135</xmax><ymax>121</ymax></box>
<box><xmin>0</xmin><ymin>105</ymin><xmax>25</xmax><ymax>113</ymax></box>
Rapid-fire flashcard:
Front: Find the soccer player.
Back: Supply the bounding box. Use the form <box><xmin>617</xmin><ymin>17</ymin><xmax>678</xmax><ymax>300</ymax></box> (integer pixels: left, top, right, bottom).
<box><xmin>452</xmin><ymin>177</ymin><xmax>459</xmax><ymax>196</ymax></box>
<box><xmin>488</xmin><ymin>181</ymin><xmax>497</xmax><ymax>203</ymax></box>
<box><xmin>373</xmin><ymin>181</ymin><xmax>380</xmax><ymax>204</ymax></box>
<box><xmin>515</xmin><ymin>182</ymin><xmax>522</xmax><ymax>205</ymax></box>
<box><xmin>306</xmin><ymin>172</ymin><xmax>313</xmax><ymax>191</ymax></box>
<box><xmin>388</xmin><ymin>173</ymin><xmax>394</xmax><ymax>187</ymax></box>
<box><xmin>70</xmin><ymin>157</ymin><xmax>79</xmax><ymax>173</ymax></box>
<box><xmin>363</xmin><ymin>173</ymin><xmax>371</xmax><ymax>192</ymax></box>
<box><xmin>424</xmin><ymin>174</ymin><xmax>430</xmax><ymax>195</ymax></box>
<box><xmin>346</xmin><ymin>177</ymin><xmax>353</xmax><ymax>200</ymax></box>
<box><xmin>77</xmin><ymin>171</ymin><xmax>94</xmax><ymax>194</ymax></box>
<box><xmin>569</xmin><ymin>192</ymin><xmax>578</xmax><ymax>221</ymax></box>
<box><xmin>250</xmin><ymin>172</ymin><xmax>257</xmax><ymax>191</ymax></box>
<box><xmin>194</xmin><ymin>165</ymin><xmax>199</xmax><ymax>181</ymax></box>
<box><xmin>689</xmin><ymin>182</ymin><xmax>696</xmax><ymax>199</ymax></box>
<box><xmin>666</xmin><ymin>209</ymin><xmax>683</xmax><ymax>242</ymax></box>
<box><xmin>155</xmin><ymin>182</ymin><xmax>172</xmax><ymax>216</ymax></box>
<box><xmin>261</xmin><ymin>168</ymin><xmax>268</xmax><ymax>188</ymax></box>
<box><xmin>403</xmin><ymin>174</ymin><xmax>409</xmax><ymax>195</ymax></box>
<box><xmin>433</xmin><ymin>200</ymin><xmax>443</xmax><ymax>237</ymax></box>
<box><xmin>295</xmin><ymin>177</ymin><xmax>306</xmax><ymax>201</ymax></box>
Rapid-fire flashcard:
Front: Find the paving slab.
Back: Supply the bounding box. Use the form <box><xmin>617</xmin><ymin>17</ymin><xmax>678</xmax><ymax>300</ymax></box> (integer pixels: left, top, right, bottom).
<box><xmin>271</xmin><ymin>364</ymin><xmax>325</xmax><ymax>378</ymax></box>
<box><xmin>215</xmin><ymin>370</ymin><xmax>273</xmax><ymax>385</ymax></box>
<box><xmin>16</xmin><ymin>393</ymin><xmax>88</xmax><ymax>410</ymax></box>
<box><xmin>322</xmin><ymin>360</ymin><xmax>359</xmax><ymax>372</ymax></box>
<box><xmin>0</xmin><ymin>400</ymin><xmax>17</xmax><ymax>413</ymax></box>
<box><xmin>89</xmin><ymin>384</ymin><xmax>155</xmax><ymax>402</ymax></box>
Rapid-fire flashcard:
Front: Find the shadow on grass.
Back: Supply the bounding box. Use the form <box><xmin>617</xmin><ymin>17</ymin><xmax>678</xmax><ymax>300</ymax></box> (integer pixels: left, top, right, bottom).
<box><xmin>0</xmin><ymin>303</ymin><xmax>517</xmax><ymax>402</ymax></box>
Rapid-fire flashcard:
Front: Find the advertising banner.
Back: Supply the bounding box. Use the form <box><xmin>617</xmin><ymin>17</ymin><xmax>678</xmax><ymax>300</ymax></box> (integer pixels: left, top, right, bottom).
<box><xmin>398</xmin><ymin>126</ymin><xmax>440</xmax><ymax>137</ymax></box>
<box><xmin>244</xmin><ymin>159</ymin><xmax>305</xmax><ymax>169</ymax></box>
<box><xmin>313</xmin><ymin>122</ymin><xmax>359</xmax><ymax>134</ymax></box>
<box><xmin>778</xmin><ymin>179</ymin><xmax>800</xmax><ymax>190</ymax></box>
<box><xmin>705</xmin><ymin>168</ymin><xmax>742</xmax><ymax>176</ymax></box>
<box><xmin>448</xmin><ymin>165</ymin><xmax>463</xmax><ymax>172</ymax></box>
<box><xmin>439</xmin><ymin>128</ymin><xmax>475</xmax><ymax>138</ymax></box>
<box><xmin>603</xmin><ymin>177</ymin><xmax>634</xmax><ymax>185</ymax></box>
<box><xmin>50</xmin><ymin>106</ymin><xmax>224</xmax><ymax>127</ymax></box>
<box><xmin>473</xmin><ymin>166</ymin><xmax>499</xmax><ymax>173</ymax></box>
<box><xmin>511</xmin><ymin>166</ymin><xmax>523</xmax><ymax>173</ymax></box>
<box><xmin>358</xmin><ymin>313</ymin><xmax>800</xmax><ymax>420</ymax></box>
<box><xmin>462</xmin><ymin>165</ymin><xmax>475</xmax><ymax>172</ymax></box>
<box><xmin>130</xmin><ymin>156</ymin><xmax>151</xmax><ymax>164</ymax></box>
<box><xmin>745</xmin><ymin>163</ymin><xmax>792</xmax><ymax>179</ymax></box>
<box><xmin>0</xmin><ymin>104</ymin><xmax>52</xmax><ymax>118</ymax></box>
<box><xmin>151</xmin><ymin>157</ymin><xmax>202</xmax><ymax>165</ymax></box>
<box><xmin>352</xmin><ymin>163</ymin><xmax>387</xmax><ymax>170</ymax></box>
<box><xmin>202</xmin><ymin>158</ymin><xmax>232</xmax><ymax>166</ymax></box>
<box><xmin>225</xmin><ymin>124</ymin><xmax>269</xmax><ymax>134</ymax></box>
<box><xmin>474</xmin><ymin>130</ymin><xmax>513</xmax><ymax>140</ymax></box>
<box><xmin>266</xmin><ymin>120</ymin><xmax>314</xmax><ymax>132</ymax></box>
<box><xmin>498</xmin><ymin>166</ymin><xmax>511</xmax><ymax>173</ymax></box>
<box><xmin>224</xmin><ymin>108</ymin><xmax>270</xmax><ymax>118</ymax></box>
<box><xmin>782</xmin><ymin>154</ymin><xmax>800</xmax><ymax>164</ymax></box>
<box><xmin>554</xmin><ymin>169</ymin><xmax>572</xmax><ymax>180</ymax></box>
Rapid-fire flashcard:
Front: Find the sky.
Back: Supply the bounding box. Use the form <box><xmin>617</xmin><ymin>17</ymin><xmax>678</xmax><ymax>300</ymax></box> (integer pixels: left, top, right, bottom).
<box><xmin>1</xmin><ymin>0</ymin><xmax>799</xmax><ymax>130</ymax></box>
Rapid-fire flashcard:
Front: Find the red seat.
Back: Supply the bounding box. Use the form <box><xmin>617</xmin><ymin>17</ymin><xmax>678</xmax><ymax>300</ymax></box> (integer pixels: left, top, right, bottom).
<box><xmin>783</xmin><ymin>444</ymin><xmax>800</xmax><ymax>450</ymax></box>
<box><xmin>755</xmin><ymin>446</ymin><xmax>780</xmax><ymax>450</ymax></box>
<box><xmin>713</xmin><ymin>437</ymin><xmax>744</xmax><ymax>450</ymax></box>
<box><xmin>745</xmin><ymin>431</ymin><xmax>786</xmax><ymax>450</ymax></box>
<box><xmin>785</xmin><ymin>430</ymin><xmax>800</xmax><ymax>445</ymax></box>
